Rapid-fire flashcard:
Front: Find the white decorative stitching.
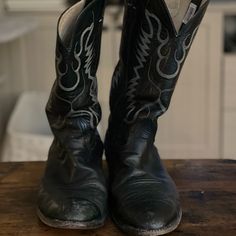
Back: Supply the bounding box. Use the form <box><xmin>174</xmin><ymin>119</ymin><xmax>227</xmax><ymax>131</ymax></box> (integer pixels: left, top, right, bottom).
<box><xmin>55</xmin><ymin>14</ymin><xmax>100</xmax><ymax>128</ymax></box>
<box><xmin>125</xmin><ymin>10</ymin><xmax>155</xmax><ymax>122</ymax></box>
<box><xmin>125</xmin><ymin>9</ymin><xmax>199</xmax><ymax>123</ymax></box>
<box><xmin>156</xmin><ymin>26</ymin><xmax>199</xmax><ymax>79</ymax></box>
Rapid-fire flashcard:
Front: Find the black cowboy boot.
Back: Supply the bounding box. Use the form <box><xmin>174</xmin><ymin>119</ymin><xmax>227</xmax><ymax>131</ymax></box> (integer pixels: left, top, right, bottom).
<box><xmin>37</xmin><ymin>0</ymin><xmax>107</xmax><ymax>229</ymax></box>
<box><xmin>105</xmin><ymin>0</ymin><xmax>209</xmax><ymax>235</ymax></box>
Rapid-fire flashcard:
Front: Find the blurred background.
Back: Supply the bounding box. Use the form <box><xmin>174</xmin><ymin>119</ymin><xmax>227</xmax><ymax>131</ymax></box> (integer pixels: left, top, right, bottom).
<box><xmin>0</xmin><ymin>0</ymin><xmax>236</xmax><ymax>162</ymax></box>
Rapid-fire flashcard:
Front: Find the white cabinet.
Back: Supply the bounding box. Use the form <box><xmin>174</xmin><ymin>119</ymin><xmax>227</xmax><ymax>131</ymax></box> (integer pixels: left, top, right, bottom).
<box><xmin>223</xmin><ymin>56</ymin><xmax>236</xmax><ymax>159</ymax></box>
<box><xmin>0</xmin><ymin>17</ymin><xmax>38</xmax><ymax>144</ymax></box>
<box><xmin>20</xmin><ymin>15</ymin><xmax>59</xmax><ymax>91</ymax></box>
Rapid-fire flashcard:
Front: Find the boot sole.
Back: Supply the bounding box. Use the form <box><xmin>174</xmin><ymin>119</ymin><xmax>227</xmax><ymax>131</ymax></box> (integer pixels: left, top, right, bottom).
<box><xmin>37</xmin><ymin>208</ymin><xmax>105</xmax><ymax>230</ymax></box>
<box><xmin>111</xmin><ymin>209</ymin><xmax>182</xmax><ymax>236</ymax></box>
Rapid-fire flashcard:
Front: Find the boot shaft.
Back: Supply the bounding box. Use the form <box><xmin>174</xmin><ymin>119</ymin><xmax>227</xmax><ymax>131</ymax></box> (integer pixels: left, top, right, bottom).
<box><xmin>110</xmin><ymin>0</ymin><xmax>209</xmax><ymax>124</ymax></box>
<box><xmin>55</xmin><ymin>0</ymin><xmax>105</xmax><ymax>92</ymax></box>
<box><xmin>47</xmin><ymin>0</ymin><xmax>106</xmax><ymax>133</ymax></box>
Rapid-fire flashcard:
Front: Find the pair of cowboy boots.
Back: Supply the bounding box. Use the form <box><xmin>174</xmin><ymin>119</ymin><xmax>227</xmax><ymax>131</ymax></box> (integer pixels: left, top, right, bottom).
<box><xmin>37</xmin><ymin>0</ymin><xmax>209</xmax><ymax>235</ymax></box>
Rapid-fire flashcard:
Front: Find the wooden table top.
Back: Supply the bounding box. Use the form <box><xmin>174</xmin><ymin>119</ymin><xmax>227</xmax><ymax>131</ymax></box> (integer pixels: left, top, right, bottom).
<box><xmin>0</xmin><ymin>160</ymin><xmax>235</xmax><ymax>236</ymax></box>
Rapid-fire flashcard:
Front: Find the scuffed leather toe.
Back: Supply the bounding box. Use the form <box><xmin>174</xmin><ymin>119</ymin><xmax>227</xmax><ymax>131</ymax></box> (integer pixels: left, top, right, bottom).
<box><xmin>118</xmin><ymin>199</ymin><xmax>179</xmax><ymax>230</ymax></box>
<box><xmin>115</xmin><ymin>195</ymin><xmax>180</xmax><ymax>230</ymax></box>
<box><xmin>111</xmin><ymin>180</ymin><xmax>180</xmax><ymax>231</ymax></box>
<box><xmin>61</xmin><ymin>199</ymin><xmax>101</xmax><ymax>222</ymax></box>
<box><xmin>38</xmin><ymin>187</ymin><xmax>102</xmax><ymax>223</ymax></box>
<box><xmin>39</xmin><ymin>199</ymin><xmax>101</xmax><ymax>222</ymax></box>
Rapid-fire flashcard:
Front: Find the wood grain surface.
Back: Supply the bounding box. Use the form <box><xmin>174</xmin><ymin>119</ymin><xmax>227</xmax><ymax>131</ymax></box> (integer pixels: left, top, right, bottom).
<box><xmin>0</xmin><ymin>160</ymin><xmax>235</xmax><ymax>236</ymax></box>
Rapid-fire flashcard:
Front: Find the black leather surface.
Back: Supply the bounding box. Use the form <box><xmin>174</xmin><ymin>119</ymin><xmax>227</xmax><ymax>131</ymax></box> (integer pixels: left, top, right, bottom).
<box><xmin>38</xmin><ymin>0</ymin><xmax>107</xmax><ymax>225</ymax></box>
<box><xmin>106</xmin><ymin>0</ymin><xmax>209</xmax><ymax>232</ymax></box>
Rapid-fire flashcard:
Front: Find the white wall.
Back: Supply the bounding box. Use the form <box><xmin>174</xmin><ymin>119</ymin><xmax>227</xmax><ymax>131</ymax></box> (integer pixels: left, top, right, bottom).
<box><xmin>0</xmin><ymin>2</ymin><xmax>31</xmax><ymax>144</ymax></box>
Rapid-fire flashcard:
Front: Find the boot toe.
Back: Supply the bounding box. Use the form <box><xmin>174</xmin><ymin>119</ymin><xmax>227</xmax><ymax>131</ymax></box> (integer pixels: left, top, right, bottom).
<box><xmin>123</xmin><ymin>200</ymin><xmax>178</xmax><ymax>230</ymax></box>
<box><xmin>112</xmin><ymin>180</ymin><xmax>181</xmax><ymax>231</ymax></box>
<box><xmin>62</xmin><ymin>199</ymin><xmax>101</xmax><ymax>222</ymax></box>
<box><xmin>38</xmin><ymin>188</ymin><xmax>102</xmax><ymax>223</ymax></box>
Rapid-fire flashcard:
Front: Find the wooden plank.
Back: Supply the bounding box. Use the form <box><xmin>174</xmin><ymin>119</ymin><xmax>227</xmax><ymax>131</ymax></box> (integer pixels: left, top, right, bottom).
<box><xmin>0</xmin><ymin>160</ymin><xmax>235</xmax><ymax>236</ymax></box>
